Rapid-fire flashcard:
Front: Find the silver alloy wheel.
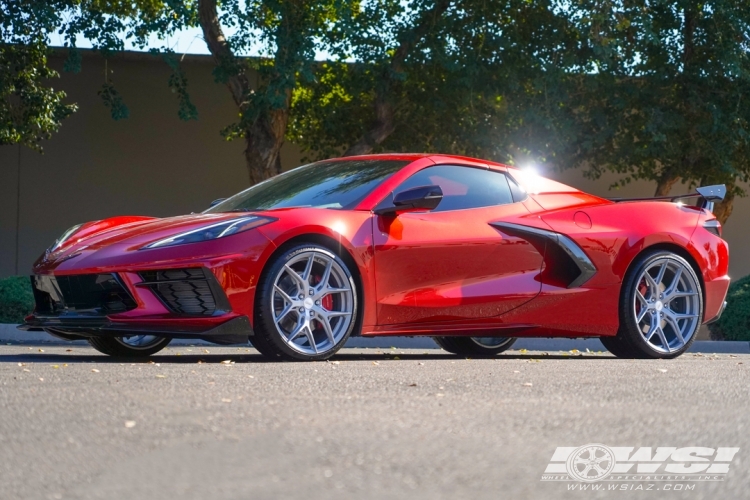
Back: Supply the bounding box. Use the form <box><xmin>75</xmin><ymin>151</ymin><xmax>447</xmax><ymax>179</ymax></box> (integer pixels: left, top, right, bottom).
<box><xmin>633</xmin><ymin>257</ymin><xmax>700</xmax><ymax>354</ymax></box>
<box><xmin>470</xmin><ymin>337</ymin><xmax>514</xmax><ymax>348</ymax></box>
<box><xmin>270</xmin><ymin>250</ymin><xmax>355</xmax><ymax>355</ymax></box>
<box><xmin>114</xmin><ymin>335</ymin><xmax>163</xmax><ymax>350</ymax></box>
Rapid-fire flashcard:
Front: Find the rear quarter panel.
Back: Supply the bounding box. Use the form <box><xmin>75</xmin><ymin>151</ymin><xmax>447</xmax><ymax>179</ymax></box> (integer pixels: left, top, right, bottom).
<box><xmin>539</xmin><ymin>201</ymin><xmax>702</xmax><ymax>286</ymax></box>
<box><xmin>529</xmin><ymin>198</ymin><xmax>727</xmax><ymax>329</ymax></box>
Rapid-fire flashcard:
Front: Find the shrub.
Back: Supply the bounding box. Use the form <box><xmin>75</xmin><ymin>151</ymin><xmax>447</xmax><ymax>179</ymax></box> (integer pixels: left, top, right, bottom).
<box><xmin>708</xmin><ymin>274</ymin><xmax>750</xmax><ymax>341</ymax></box>
<box><xmin>0</xmin><ymin>275</ymin><xmax>34</xmax><ymax>324</ymax></box>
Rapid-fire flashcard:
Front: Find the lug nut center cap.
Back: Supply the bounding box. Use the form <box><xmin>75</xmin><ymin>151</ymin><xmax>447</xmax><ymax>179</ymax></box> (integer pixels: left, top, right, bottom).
<box><xmin>654</xmin><ymin>301</ymin><xmax>664</xmax><ymax>311</ymax></box>
<box><xmin>303</xmin><ymin>297</ymin><xmax>314</xmax><ymax>310</ymax></box>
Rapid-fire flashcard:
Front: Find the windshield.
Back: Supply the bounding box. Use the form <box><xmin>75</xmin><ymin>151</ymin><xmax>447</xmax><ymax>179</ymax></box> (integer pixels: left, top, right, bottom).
<box><xmin>205</xmin><ymin>159</ymin><xmax>409</xmax><ymax>213</ymax></box>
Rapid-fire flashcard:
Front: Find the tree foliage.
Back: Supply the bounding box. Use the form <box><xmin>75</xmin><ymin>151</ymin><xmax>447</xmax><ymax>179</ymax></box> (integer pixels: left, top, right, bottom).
<box><xmin>564</xmin><ymin>0</ymin><xmax>750</xmax><ymax>222</ymax></box>
<box><xmin>193</xmin><ymin>0</ymin><xmax>345</xmax><ymax>183</ymax></box>
<box><xmin>289</xmin><ymin>0</ymin><xmax>585</xmax><ymax>165</ymax></box>
<box><xmin>1</xmin><ymin>1</ymin><xmax>77</xmax><ymax>151</ymax></box>
<box><xmin>3</xmin><ymin>0</ymin><xmax>750</xmax><ymax>224</ymax></box>
<box><xmin>1</xmin><ymin>0</ymin><xmax>197</xmax><ymax>151</ymax></box>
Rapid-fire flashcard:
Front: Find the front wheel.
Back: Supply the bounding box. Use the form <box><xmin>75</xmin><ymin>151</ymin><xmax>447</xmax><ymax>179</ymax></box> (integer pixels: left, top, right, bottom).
<box><xmin>607</xmin><ymin>250</ymin><xmax>703</xmax><ymax>359</ymax></box>
<box><xmin>252</xmin><ymin>244</ymin><xmax>359</xmax><ymax>361</ymax></box>
<box><xmin>87</xmin><ymin>335</ymin><xmax>171</xmax><ymax>357</ymax></box>
<box><xmin>433</xmin><ymin>336</ymin><xmax>517</xmax><ymax>356</ymax></box>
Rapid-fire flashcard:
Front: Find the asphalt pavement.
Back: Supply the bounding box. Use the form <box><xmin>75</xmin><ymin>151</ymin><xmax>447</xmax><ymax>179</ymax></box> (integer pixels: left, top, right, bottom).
<box><xmin>1</xmin><ymin>343</ymin><xmax>748</xmax><ymax>500</ymax></box>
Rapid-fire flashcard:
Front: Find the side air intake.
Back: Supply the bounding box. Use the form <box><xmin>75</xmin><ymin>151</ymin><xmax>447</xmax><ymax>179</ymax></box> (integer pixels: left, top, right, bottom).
<box><xmin>490</xmin><ymin>222</ymin><xmax>597</xmax><ymax>289</ymax></box>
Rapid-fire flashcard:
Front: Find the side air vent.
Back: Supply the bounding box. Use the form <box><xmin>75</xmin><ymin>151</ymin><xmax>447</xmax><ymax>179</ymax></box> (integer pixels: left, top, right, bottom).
<box><xmin>138</xmin><ymin>268</ymin><xmax>231</xmax><ymax>316</ymax></box>
<box><xmin>490</xmin><ymin>222</ymin><xmax>597</xmax><ymax>289</ymax></box>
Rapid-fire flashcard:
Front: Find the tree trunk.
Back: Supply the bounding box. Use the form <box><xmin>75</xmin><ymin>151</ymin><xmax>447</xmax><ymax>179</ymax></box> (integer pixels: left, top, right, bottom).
<box><xmin>244</xmin><ymin>105</ymin><xmax>290</xmax><ymax>184</ymax></box>
<box><xmin>654</xmin><ymin>173</ymin><xmax>680</xmax><ymax>196</ymax></box>
<box><xmin>343</xmin><ymin>94</ymin><xmax>395</xmax><ymax>156</ymax></box>
<box><xmin>199</xmin><ymin>0</ymin><xmax>287</xmax><ymax>184</ymax></box>
<box><xmin>343</xmin><ymin>0</ymin><xmax>451</xmax><ymax>156</ymax></box>
<box><xmin>712</xmin><ymin>189</ymin><xmax>734</xmax><ymax>225</ymax></box>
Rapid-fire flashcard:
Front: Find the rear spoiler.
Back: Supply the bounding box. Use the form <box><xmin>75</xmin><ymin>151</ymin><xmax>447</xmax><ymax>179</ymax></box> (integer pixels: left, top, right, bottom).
<box><xmin>608</xmin><ymin>184</ymin><xmax>726</xmax><ymax>212</ymax></box>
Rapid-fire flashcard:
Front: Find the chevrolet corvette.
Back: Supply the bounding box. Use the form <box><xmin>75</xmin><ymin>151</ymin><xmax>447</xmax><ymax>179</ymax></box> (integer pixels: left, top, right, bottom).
<box><xmin>20</xmin><ymin>154</ymin><xmax>729</xmax><ymax>360</ymax></box>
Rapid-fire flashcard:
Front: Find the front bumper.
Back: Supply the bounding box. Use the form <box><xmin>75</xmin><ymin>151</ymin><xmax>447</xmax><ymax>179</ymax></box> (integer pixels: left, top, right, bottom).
<box><xmin>18</xmin><ymin>315</ymin><xmax>253</xmax><ymax>345</ymax></box>
<box><xmin>21</xmin><ymin>268</ymin><xmax>254</xmax><ymax>345</ymax></box>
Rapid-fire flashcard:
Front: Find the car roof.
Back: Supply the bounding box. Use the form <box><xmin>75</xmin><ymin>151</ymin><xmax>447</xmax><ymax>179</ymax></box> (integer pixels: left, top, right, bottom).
<box><xmin>323</xmin><ymin>153</ymin><xmax>518</xmax><ymax>170</ymax></box>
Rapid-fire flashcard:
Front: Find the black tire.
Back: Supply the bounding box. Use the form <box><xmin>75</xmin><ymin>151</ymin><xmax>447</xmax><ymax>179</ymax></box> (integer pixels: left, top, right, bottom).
<box><xmin>433</xmin><ymin>336</ymin><xmax>517</xmax><ymax>356</ymax></box>
<box><xmin>253</xmin><ymin>244</ymin><xmax>359</xmax><ymax>361</ymax></box>
<box><xmin>607</xmin><ymin>249</ymin><xmax>703</xmax><ymax>359</ymax></box>
<box><xmin>87</xmin><ymin>335</ymin><xmax>171</xmax><ymax>357</ymax></box>
<box><xmin>598</xmin><ymin>335</ymin><xmax>639</xmax><ymax>358</ymax></box>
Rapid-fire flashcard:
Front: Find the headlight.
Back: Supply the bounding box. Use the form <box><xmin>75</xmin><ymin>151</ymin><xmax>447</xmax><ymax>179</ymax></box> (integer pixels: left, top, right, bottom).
<box><xmin>49</xmin><ymin>224</ymin><xmax>84</xmax><ymax>252</ymax></box>
<box><xmin>142</xmin><ymin>216</ymin><xmax>276</xmax><ymax>249</ymax></box>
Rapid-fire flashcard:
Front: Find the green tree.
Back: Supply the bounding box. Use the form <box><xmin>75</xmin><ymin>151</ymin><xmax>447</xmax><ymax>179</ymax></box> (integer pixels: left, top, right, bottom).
<box><xmin>567</xmin><ymin>0</ymin><xmax>750</xmax><ymax>223</ymax></box>
<box><xmin>194</xmin><ymin>0</ymin><xmax>343</xmax><ymax>183</ymax></box>
<box><xmin>289</xmin><ymin>0</ymin><xmax>582</xmax><ymax>165</ymax></box>
<box><xmin>1</xmin><ymin>1</ymin><xmax>77</xmax><ymax>151</ymax></box>
<box><xmin>1</xmin><ymin>0</ymin><xmax>196</xmax><ymax>150</ymax></box>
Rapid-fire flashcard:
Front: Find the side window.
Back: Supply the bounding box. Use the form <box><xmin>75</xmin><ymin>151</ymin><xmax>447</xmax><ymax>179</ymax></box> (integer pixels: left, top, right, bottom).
<box><xmin>381</xmin><ymin>165</ymin><xmax>515</xmax><ymax>212</ymax></box>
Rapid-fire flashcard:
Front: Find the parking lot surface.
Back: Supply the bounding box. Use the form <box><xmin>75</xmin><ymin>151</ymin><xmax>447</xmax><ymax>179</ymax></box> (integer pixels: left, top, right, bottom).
<box><xmin>1</xmin><ymin>344</ymin><xmax>748</xmax><ymax>499</ymax></box>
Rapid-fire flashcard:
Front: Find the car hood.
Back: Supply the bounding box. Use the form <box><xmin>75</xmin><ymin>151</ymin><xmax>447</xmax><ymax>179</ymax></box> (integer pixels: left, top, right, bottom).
<box><xmin>35</xmin><ymin>212</ymin><xmax>277</xmax><ymax>272</ymax></box>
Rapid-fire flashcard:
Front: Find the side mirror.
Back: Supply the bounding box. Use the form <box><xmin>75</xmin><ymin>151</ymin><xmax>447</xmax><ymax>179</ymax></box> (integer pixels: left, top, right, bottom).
<box><xmin>375</xmin><ymin>185</ymin><xmax>443</xmax><ymax>216</ymax></box>
<box><xmin>209</xmin><ymin>198</ymin><xmax>226</xmax><ymax>208</ymax></box>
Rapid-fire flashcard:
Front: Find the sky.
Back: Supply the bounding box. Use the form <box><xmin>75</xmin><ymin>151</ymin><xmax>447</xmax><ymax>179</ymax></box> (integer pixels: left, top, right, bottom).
<box><xmin>47</xmin><ymin>26</ymin><xmax>332</xmax><ymax>60</ymax></box>
<box><xmin>49</xmin><ymin>27</ymin><xmax>219</xmax><ymax>56</ymax></box>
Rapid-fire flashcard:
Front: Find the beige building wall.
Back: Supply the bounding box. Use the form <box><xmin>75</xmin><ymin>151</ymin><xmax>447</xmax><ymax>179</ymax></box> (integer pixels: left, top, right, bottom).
<box><xmin>1</xmin><ymin>50</ymin><xmax>747</xmax><ymax>282</ymax></box>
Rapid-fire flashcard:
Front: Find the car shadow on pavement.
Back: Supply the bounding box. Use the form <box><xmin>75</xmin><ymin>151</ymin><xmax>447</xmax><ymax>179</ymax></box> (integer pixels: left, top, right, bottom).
<box><xmin>0</xmin><ymin>351</ymin><xmax>611</xmax><ymax>364</ymax></box>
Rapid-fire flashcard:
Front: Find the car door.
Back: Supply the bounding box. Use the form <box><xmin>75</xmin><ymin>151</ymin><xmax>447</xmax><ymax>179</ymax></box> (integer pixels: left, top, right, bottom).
<box><xmin>372</xmin><ymin>164</ymin><xmax>544</xmax><ymax>326</ymax></box>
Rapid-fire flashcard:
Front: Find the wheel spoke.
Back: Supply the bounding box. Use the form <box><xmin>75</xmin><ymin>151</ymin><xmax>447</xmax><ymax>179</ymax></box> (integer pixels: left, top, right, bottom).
<box><xmin>301</xmin><ymin>255</ymin><xmax>314</xmax><ymax>281</ymax></box>
<box><xmin>284</xmin><ymin>265</ymin><xmax>307</xmax><ymax>293</ymax></box>
<box><xmin>671</xmin><ymin>313</ymin><xmax>699</xmax><ymax>319</ymax></box>
<box><xmin>318</xmin><ymin>315</ymin><xmax>336</xmax><ymax>346</ymax></box>
<box><xmin>663</xmin><ymin>313</ymin><xmax>684</xmax><ymax>343</ymax></box>
<box><xmin>643</xmin><ymin>272</ymin><xmax>659</xmax><ymax>296</ymax></box>
<box><xmin>303</xmin><ymin>327</ymin><xmax>318</xmax><ymax>354</ymax></box>
<box><xmin>665</xmin><ymin>266</ymin><xmax>683</xmax><ymax>296</ymax></box>
<box><xmin>325</xmin><ymin>310</ymin><xmax>352</xmax><ymax>317</ymax></box>
<box><xmin>656</xmin><ymin>327</ymin><xmax>671</xmax><ymax>352</ymax></box>
<box><xmin>317</xmin><ymin>259</ymin><xmax>333</xmax><ymax>292</ymax></box>
<box><xmin>636</xmin><ymin>304</ymin><xmax>649</xmax><ymax>323</ymax></box>
<box><xmin>274</xmin><ymin>284</ymin><xmax>294</xmax><ymax>304</ymax></box>
<box><xmin>636</xmin><ymin>290</ymin><xmax>648</xmax><ymax>308</ymax></box>
<box><xmin>645</xmin><ymin>313</ymin><xmax>659</xmax><ymax>341</ymax></box>
<box><xmin>287</xmin><ymin>320</ymin><xmax>305</xmax><ymax>342</ymax></box>
<box><xmin>274</xmin><ymin>303</ymin><xmax>293</xmax><ymax>323</ymax></box>
<box><xmin>654</xmin><ymin>261</ymin><xmax>668</xmax><ymax>287</ymax></box>
<box><xmin>668</xmin><ymin>291</ymin><xmax>698</xmax><ymax>298</ymax></box>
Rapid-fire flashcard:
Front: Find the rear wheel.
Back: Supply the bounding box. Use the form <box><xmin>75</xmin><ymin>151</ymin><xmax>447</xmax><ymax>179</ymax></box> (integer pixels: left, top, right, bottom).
<box><xmin>606</xmin><ymin>250</ymin><xmax>702</xmax><ymax>359</ymax></box>
<box><xmin>87</xmin><ymin>335</ymin><xmax>171</xmax><ymax>357</ymax></box>
<box><xmin>253</xmin><ymin>245</ymin><xmax>358</xmax><ymax>361</ymax></box>
<box><xmin>433</xmin><ymin>336</ymin><xmax>516</xmax><ymax>356</ymax></box>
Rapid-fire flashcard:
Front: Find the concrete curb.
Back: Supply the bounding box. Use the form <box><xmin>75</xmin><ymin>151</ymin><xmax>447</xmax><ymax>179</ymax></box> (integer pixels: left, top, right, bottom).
<box><xmin>3</xmin><ymin>324</ymin><xmax>749</xmax><ymax>353</ymax></box>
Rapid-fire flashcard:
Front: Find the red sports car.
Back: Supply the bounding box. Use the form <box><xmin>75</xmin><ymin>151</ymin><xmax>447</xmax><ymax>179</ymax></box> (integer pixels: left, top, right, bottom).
<box><xmin>21</xmin><ymin>154</ymin><xmax>729</xmax><ymax>360</ymax></box>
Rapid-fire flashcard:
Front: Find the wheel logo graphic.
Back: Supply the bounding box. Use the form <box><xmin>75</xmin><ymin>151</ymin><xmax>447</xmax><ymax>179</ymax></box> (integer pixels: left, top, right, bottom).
<box><xmin>566</xmin><ymin>444</ymin><xmax>616</xmax><ymax>482</ymax></box>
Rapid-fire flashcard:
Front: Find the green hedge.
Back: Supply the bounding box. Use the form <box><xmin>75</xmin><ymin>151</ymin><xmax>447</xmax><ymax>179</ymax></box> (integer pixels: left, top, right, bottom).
<box><xmin>0</xmin><ymin>275</ymin><xmax>34</xmax><ymax>324</ymax></box>
<box><xmin>708</xmin><ymin>274</ymin><xmax>750</xmax><ymax>341</ymax></box>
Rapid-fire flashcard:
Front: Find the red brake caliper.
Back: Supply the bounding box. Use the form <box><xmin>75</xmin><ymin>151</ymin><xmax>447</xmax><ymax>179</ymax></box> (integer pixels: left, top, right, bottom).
<box><xmin>311</xmin><ymin>275</ymin><xmax>334</xmax><ymax>330</ymax></box>
<box><xmin>637</xmin><ymin>282</ymin><xmax>649</xmax><ymax>320</ymax></box>
<box><xmin>322</xmin><ymin>294</ymin><xmax>333</xmax><ymax>311</ymax></box>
